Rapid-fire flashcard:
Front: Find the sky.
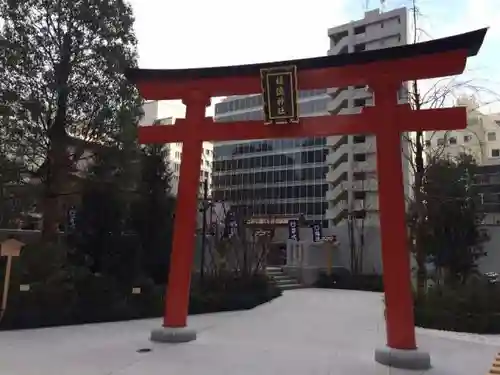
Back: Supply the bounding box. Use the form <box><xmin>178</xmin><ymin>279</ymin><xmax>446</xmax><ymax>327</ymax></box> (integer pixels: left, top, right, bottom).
<box><xmin>128</xmin><ymin>0</ymin><xmax>500</xmax><ymax>118</ymax></box>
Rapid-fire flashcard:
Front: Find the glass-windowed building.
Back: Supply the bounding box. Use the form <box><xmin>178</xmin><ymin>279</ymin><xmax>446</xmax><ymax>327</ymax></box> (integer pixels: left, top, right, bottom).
<box><xmin>213</xmin><ymin>90</ymin><xmax>331</xmax><ymax>227</ymax></box>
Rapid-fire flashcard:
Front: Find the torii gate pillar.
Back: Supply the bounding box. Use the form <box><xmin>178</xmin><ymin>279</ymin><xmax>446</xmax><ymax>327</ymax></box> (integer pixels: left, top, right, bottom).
<box><xmin>126</xmin><ymin>28</ymin><xmax>487</xmax><ymax>370</ymax></box>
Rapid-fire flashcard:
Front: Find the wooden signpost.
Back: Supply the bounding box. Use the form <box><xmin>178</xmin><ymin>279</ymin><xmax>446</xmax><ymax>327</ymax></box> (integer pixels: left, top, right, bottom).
<box><xmin>1</xmin><ymin>238</ymin><xmax>24</xmax><ymax>321</ymax></box>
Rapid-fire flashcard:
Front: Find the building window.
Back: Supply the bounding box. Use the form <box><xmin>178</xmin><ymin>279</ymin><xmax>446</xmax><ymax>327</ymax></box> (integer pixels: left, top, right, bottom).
<box><xmin>353</xmin><ymin>135</ymin><xmax>366</xmax><ymax>143</ymax></box>
<box><xmin>488</xmin><ymin>132</ymin><xmax>496</xmax><ymax>141</ymax></box>
<box><xmin>354</xmin><ymin>26</ymin><xmax>366</xmax><ymax>34</ymax></box>
<box><xmin>437</xmin><ymin>138</ymin><xmax>445</xmax><ymax>146</ymax></box>
<box><xmin>492</xmin><ymin>149</ymin><xmax>500</xmax><ymax>158</ymax></box>
<box><xmin>353</xmin><ymin>172</ymin><xmax>366</xmax><ymax>180</ymax></box>
<box><xmin>353</xmin><ymin>98</ymin><xmax>366</xmax><ymax>107</ymax></box>
<box><xmin>449</xmin><ymin>137</ymin><xmax>457</xmax><ymax>145</ymax></box>
<box><xmin>354</xmin><ymin>191</ymin><xmax>366</xmax><ymax>200</ymax></box>
<box><xmin>330</xmin><ymin>30</ymin><xmax>348</xmax><ymax>45</ymax></box>
<box><xmin>354</xmin><ymin>44</ymin><xmax>366</xmax><ymax>52</ymax></box>
<box><xmin>464</xmin><ymin>135</ymin><xmax>472</xmax><ymax>143</ymax></box>
<box><xmin>354</xmin><ymin>153</ymin><xmax>366</xmax><ymax>162</ymax></box>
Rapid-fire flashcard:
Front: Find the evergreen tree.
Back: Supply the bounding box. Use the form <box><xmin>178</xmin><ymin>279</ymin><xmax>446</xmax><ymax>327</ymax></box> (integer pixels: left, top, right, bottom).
<box><xmin>0</xmin><ymin>0</ymin><xmax>143</xmax><ymax>241</ymax></box>
<box><xmin>131</xmin><ymin>144</ymin><xmax>175</xmax><ymax>283</ymax></box>
<box><xmin>0</xmin><ymin>153</ymin><xmax>24</xmax><ymax>227</ymax></box>
<box><xmin>70</xmin><ymin>143</ymin><xmax>141</xmax><ymax>282</ymax></box>
<box><xmin>408</xmin><ymin>153</ymin><xmax>488</xmax><ymax>284</ymax></box>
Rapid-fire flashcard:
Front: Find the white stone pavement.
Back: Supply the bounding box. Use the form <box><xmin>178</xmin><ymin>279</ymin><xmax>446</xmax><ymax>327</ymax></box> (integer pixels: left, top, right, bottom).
<box><xmin>0</xmin><ymin>289</ymin><xmax>498</xmax><ymax>375</ymax></box>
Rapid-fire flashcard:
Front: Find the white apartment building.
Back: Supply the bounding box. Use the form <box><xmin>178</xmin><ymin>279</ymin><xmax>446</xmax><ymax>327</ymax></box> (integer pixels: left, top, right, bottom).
<box><xmin>425</xmin><ymin>96</ymin><xmax>500</xmax><ymax>165</ymax></box>
<box><xmin>140</xmin><ymin>101</ymin><xmax>214</xmax><ymax>196</ymax></box>
<box><xmin>324</xmin><ymin>7</ymin><xmax>410</xmax><ymax>227</ymax></box>
<box><xmin>424</xmin><ymin>97</ymin><xmax>500</xmax><ymax>275</ymax></box>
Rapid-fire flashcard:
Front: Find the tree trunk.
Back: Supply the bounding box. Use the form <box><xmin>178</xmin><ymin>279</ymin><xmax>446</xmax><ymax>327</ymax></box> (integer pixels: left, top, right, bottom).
<box><xmin>41</xmin><ymin>34</ymin><xmax>72</xmax><ymax>243</ymax></box>
<box><xmin>414</xmin><ymin>138</ymin><xmax>427</xmax><ymax>297</ymax></box>
<box><xmin>348</xmin><ymin>214</ymin><xmax>357</xmax><ymax>274</ymax></box>
<box><xmin>413</xmin><ymin>81</ymin><xmax>427</xmax><ymax>297</ymax></box>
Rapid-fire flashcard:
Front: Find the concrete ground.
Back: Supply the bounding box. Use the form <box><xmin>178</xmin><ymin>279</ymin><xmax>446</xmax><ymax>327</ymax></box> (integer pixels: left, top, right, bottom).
<box><xmin>0</xmin><ymin>289</ymin><xmax>498</xmax><ymax>375</ymax></box>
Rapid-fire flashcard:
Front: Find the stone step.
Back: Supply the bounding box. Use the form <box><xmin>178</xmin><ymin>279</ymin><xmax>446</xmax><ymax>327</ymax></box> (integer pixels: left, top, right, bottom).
<box><xmin>265</xmin><ymin>267</ymin><xmax>303</xmax><ymax>290</ymax></box>
<box><xmin>266</xmin><ymin>266</ymin><xmax>302</xmax><ymax>290</ymax></box>
<box><xmin>265</xmin><ymin>267</ymin><xmax>283</xmax><ymax>273</ymax></box>
<box><xmin>272</xmin><ymin>274</ymin><xmax>293</xmax><ymax>280</ymax></box>
<box><xmin>267</xmin><ymin>271</ymin><xmax>285</xmax><ymax>277</ymax></box>
<box><xmin>275</xmin><ymin>279</ymin><xmax>298</xmax><ymax>286</ymax></box>
<box><xmin>279</xmin><ymin>283</ymin><xmax>303</xmax><ymax>290</ymax></box>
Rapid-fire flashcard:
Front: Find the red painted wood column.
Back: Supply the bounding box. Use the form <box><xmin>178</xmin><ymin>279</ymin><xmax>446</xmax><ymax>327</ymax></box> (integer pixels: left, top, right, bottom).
<box><xmin>163</xmin><ymin>93</ymin><xmax>210</xmax><ymax>328</ymax></box>
<box><xmin>370</xmin><ymin>82</ymin><xmax>416</xmax><ymax>350</ymax></box>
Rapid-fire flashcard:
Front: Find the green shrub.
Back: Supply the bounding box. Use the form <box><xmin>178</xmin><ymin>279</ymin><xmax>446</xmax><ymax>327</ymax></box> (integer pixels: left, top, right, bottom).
<box><xmin>314</xmin><ymin>269</ymin><xmax>384</xmax><ymax>292</ymax></box>
<box><xmin>2</xmin><ymin>243</ymin><xmax>77</xmax><ymax>328</ymax></box>
<box><xmin>0</xmin><ymin>243</ymin><xmax>164</xmax><ymax>329</ymax></box>
<box><xmin>189</xmin><ymin>273</ymin><xmax>281</xmax><ymax>314</ymax></box>
<box><xmin>126</xmin><ymin>278</ymin><xmax>165</xmax><ymax>319</ymax></box>
<box><xmin>71</xmin><ymin>270</ymin><xmax>130</xmax><ymax>323</ymax></box>
<box><xmin>0</xmin><ymin>243</ymin><xmax>281</xmax><ymax>330</ymax></box>
<box><xmin>414</xmin><ymin>278</ymin><xmax>500</xmax><ymax>333</ymax></box>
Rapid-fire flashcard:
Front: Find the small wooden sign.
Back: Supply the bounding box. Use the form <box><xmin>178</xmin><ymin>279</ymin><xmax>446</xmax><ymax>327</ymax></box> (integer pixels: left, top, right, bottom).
<box><xmin>19</xmin><ymin>284</ymin><xmax>30</xmax><ymax>292</ymax></box>
<box><xmin>1</xmin><ymin>238</ymin><xmax>25</xmax><ymax>257</ymax></box>
<box><xmin>260</xmin><ymin>65</ymin><xmax>299</xmax><ymax>125</ymax></box>
<box><xmin>254</xmin><ymin>229</ymin><xmax>273</xmax><ymax>237</ymax></box>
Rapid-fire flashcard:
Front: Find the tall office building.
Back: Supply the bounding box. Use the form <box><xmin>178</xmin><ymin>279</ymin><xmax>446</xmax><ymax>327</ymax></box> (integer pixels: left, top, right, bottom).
<box><xmin>212</xmin><ymin>7</ymin><xmax>409</xmax><ymax>229</ymax></box>
<box><xmin>213</xmin><ymin>92</ymin><xmax>331</xmax><ymax>227</ymax></box>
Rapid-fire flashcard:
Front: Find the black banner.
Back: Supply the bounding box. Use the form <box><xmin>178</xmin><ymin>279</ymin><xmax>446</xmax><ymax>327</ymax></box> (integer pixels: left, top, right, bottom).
<box><xmin>311</xmin><ymin>223</ymin><xmax>322</xmax><ymax>242</ymax></box>
<box><xmin>67</xmin><ymin>206</ymin><xmax>77</xmax><ymax>232</ymax></box>
<box><xmin>288</xmin><ymin>219</ymin><xmax>299</xmax><ymax>241</ymax></box>
<box><xmin>260</xmin><ymin>65</ymin><xmax>299</xmax><ymax>125</ymax></box>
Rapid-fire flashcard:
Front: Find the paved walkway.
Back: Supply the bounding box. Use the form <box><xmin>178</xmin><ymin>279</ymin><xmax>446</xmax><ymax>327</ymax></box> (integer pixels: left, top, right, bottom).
<box><xmin>0</xmin><ymin>289</ymin><xmax>498</xmax><ymax>374</ymax></box>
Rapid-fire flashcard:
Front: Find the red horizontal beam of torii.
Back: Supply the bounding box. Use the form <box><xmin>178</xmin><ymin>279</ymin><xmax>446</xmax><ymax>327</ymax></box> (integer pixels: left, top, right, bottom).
<box><xmin>126</xmin><ymin>27</ymin><xmax>487</xmax><ymax>368</ymax></box>
<box><xmin>137</xmin><ymin>106</ymin><xmax>466</xmax><ymax>144</ymax></box>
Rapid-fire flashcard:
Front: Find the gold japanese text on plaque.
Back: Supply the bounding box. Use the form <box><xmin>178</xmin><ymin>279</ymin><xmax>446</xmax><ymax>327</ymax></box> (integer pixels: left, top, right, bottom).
<box><xmin>260</xmin><ymin>65</ymin><xmax>299</xmax><ymax>125</ymax></box>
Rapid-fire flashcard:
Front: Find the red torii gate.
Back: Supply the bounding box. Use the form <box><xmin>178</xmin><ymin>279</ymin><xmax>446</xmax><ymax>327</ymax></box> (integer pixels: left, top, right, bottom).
<box><xmin>126</xmin><ymin>28</ymin><xmax>486</xmax><ymax>369</ymax></box>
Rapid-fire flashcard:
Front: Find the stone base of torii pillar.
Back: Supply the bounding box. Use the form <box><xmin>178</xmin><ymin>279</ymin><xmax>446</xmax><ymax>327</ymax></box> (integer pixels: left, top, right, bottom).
<box><xmin>375</xmin><ymin>347</ymin><xmax>431</xmax><ymax>370</ymax></box>
<box><xmin>150</xmin><ymin>327</ymin><xmax>197</xmax><ymax>343</ymax></box>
